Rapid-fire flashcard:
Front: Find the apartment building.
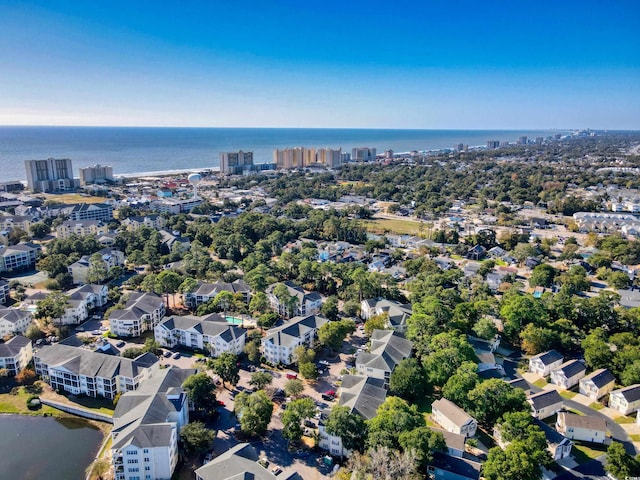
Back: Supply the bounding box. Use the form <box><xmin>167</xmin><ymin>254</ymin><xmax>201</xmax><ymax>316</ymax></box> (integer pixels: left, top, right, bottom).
<box><xmin>0</xmin><ymin>335</ymin><xmax>32</xmax><ymax>375</ymax></box>
<box><xmin>109</xmin><ymin>292</ymin><xmax>166</xmax><ymax>337</ymax></box>
<box><xmin>0</xmin><ymin>242</ymin><xmax>41</xmax><ymax>273</ymax></box>
<box><xmin>262</xmin><ymin>314</ymin><xmax>328</xmax><ymax>365</ymax></box>
<box><xmin>24</xmin><ymin>158</ymin><xmax>78</xmax><ymax>192</ymax></box>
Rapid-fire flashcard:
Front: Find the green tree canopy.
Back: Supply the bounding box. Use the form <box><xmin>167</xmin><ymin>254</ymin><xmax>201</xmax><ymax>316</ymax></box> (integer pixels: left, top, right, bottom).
<box><xmin>209</xmin><ymin>353</ymin><xmax>240</xmax><ymax>388</ymax></box>
<box><xmin>324</xmin><ymin>405</ymin><xmax>368</xmax><ymax>454</ymax></box>
<box><xmin>389</xmin><ymin>358</ymin><xmax>429</xmax><ymax>402</ymax></box>
<box><xmin>367</xmin><ymin>396</ymin><xmax>425</xmax><ymax>450</ymax></box>
<box><xmin>248</xmin><ymin>371</ymin><xmax>273</xmax><ymax>391</ymax></box>
<box><xmin>182</xmin><ymin>372</ymin><xmax>218</xmax><ymax>418</ymax></box>
<box><xmin>234</xmin><ymin>390</ymin><xmax>274</xmax><ymax>436</ymax></box>
<box><xmin>179</xmin><ymin>421</ymin><xmax>215</xmax><ymax>454</ymax></box>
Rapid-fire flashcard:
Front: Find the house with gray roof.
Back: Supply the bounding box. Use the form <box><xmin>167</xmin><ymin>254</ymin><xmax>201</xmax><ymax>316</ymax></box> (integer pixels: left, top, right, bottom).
<box><xmin>0</xmin><ymin>242</ymin><xmax>41</xmax><ymax>273</ymax></box>
<box><xmin>527</xmin><ymin>390</ymin><xmax>563</xmax><ymax>419</ymax></box>
<box><xmin>550</xmin><ymin>359</ymin><xmax>587</xmax><ymax>389</ymax></box>
<box><xmin>556</xmin><ymin>411</ymin><xmax>608</xmax><ymax>444</ymax></box>
<box><xmin>579</xmin><ymin>368</ymin><xmax>616</xmax><ymax>400</ymax></box>
<box><xmin>609</xmin><ymin>384</ymin><xmax>640</xmax><ymax>415</ymax></box>
<box><xmin>262</xmin><ymin>314</ymin><xmax>328</xmax><ymax>365</ymax></box>
<box><xmin>266</xmin><ymin>281</ymin><xmax>322</xmax><ymax>319</ymax></box>
<box><xmin>318</xmin><ymin>375</ymin><xmax>387</xmax><ymax>457</ymax></box>
<box><xmin>360</xmin><ymin>298</ymin><xmax>412</xmax><ymax>332</ymax></box>
<box><xmin>154</xmin><ymin>313</ymin><xmax>246</xmax><ymax>357</ymax></box>
<box><xmin>529</xmin><ymin>349</ymin><xmax>564</xmax><ymax>377</ymax></box>
<box><xmin>427</xmin><ymin>452</ymin><xmax>482</xmax><ymax>480</ymax></box>
<box><xmin>111</xmin><ymin>366</ymin><xmax>194</xmax><ymax>480</ymax></box>
<box><xmin>355</xmin><ymin>329</ymin><xmax>413</xmax><ymax>387</ymax></box>
<box><xmin>23</xmin><ymin>290</ymin><xmax>90</xmax><ymax>326</ymax></box>
<box><xmin>109</xmin><ymin>292</ymin><xmax>165</xmax><ymax>338</ymax></box>
<box><xmin>67</xmin><ymin>247</ymin><xmax>125</xmax><ymax>285</ymax></box>
<box><xmin>195</xmin><ymin>443</ymin><xmax>300</xmax><ymax>480</ymax></box>
<box><xmin>183</xmin><ymin>280</ymin><xmax>251</xmax><ymax>309</ymax></box>
<box><xmin>432</xmin><ymin>398</ymin><xmax>477</xmax><ymax>437</ymax></box>
<box><xmin>34</xmin><ymin>343</ymin><xmax>159</xmax><ymax>399</ymax></box>
<box><xmin>534</xmin><ymin>419</ymin><xmax>573</xmax><ymax>461</ymax></box>
<box><xmin>0</xmin><ymin>335</ymin><xmax>32</xmax><ymax>375</ymax></box>
<box><xmin>0</xmin><ymin>307</ymin><xmax>32</xmax><ymax>337</ymax></box>
<box><xmin>0</xmin><ymin>279</ymin><xmax>9</xmax><ymax>305</ymax></box>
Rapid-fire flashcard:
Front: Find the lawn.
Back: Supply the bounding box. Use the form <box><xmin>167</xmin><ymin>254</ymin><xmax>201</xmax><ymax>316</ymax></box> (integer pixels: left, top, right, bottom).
<box><xmin>560</xmin><ymin>390</ymin><xmax>578</xmax><ymax>400</ymax></box>
<box><xmin>589</xmin><ymin>402</ymin><xmax>604</xmax><ymax>411</ymax></box>
<box><xmin>614</xmin><ymin>415</ymin><xmax>635</xmax><ymax>424</ymax></box>
<box><xmin>364</xmin><ymin>218</ymin><xmax>425</xmax><ymax>236</ymax></box>
<box><xmin>42</xmin><ymin>193</ymin><xmax>109</xmax><ymax>204</ymax></box>
<box><xmin>0</xmin><ymin>385</ymin><xmax>61</xmax><ymax>416</ymax></box>
<box><xmin>571</xmin><ymin>442</ymin><xmax>608</xmax><ymax>464</ymax></box>
<box><xmin>532</xmin><ymin>378</ymin><xmax>547</xmax><ymax>388</ymax></box>
<box><xmin>630</xmin><ymin>434</ymin><xmax>640</xmax><ymax>442</ymax></box>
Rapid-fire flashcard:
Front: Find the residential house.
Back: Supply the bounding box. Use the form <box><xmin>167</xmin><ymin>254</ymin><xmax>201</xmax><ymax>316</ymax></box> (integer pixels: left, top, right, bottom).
<box><xmin>154</xmin><ymin>314</ymin><xmax>246</xmax><ymax>357</ymax></box>
<box><xmin>266</xmin><ymin>281</ymin><xmax>322</xmax><ymax>319</ymax></box>
<box><xmin>121</xmin><ymin>215</ymin><xmax>166</xmax><ymax>231</ymax></box>
<box><xmin>355</xmin><ymin>329</ymin><xmax>413</xmax><ymax>387</ymax></box>
<box><xmin>534</xmin><ymin>419</ymin><xmax>573</xmax><ymax>461</ymax></box>
<box><xmin>96</xmin><ymin>232</ymin><xmax>118</xmax><ymax>247</ymax></box>
<box><xmin>56</xmin><ymin>220</ymin><xmax>109</xmax><ymax>239</ymax></box>
<box><xmin>427</xmin><ymin>452</ymin><xmax>482</xmax><ymax>480</ymax></box>
<box><xmin>556</xmin><ymin>412</ymin><xmax>608</xmax><ymax>444</ymax></box>
<box><xmin>609</xmin><ymin>385</ymin><xmax>640</xmax><ymax>416</ymax></box>
<box><xmin>158</xmin><ymin>228</ymin><xmax>191</xmax><ymax>252</ymax></box>
<box><xmin>529</xmin><ymin>350</ymin><xmax>564</xmax><ymax>377</ymax></box>
<box><xmin>0</xmin><ymin>335</ymin><xmax>32</xmax><ymax>375</ymax></box>
<box><xmin>195</xmin><ymin>443</ymin><xmax>300</xmax><ymax>480</ymax></box>
<box><xmin>319</xmin><ymin>375</ymin><xmax>387</xmax><ymax>457</ymax></box>
<box><xmin>550</xmin><ymin>360</ymin><xmax>587</xmax><ymax>389</ymax></box>
<box><xmin>360</xmin><ymin>298</ymin><xmax>412</xmax><ymax>332</ymax></box>
<box><xmin>527</xmin><ymin>390</ymin><xmax>563</xmax><ymax>419</ymax></box>
<box><xmin>579</xmin><ymin>368</ymin><xmax>616</xmax><ymax>400</ymax></box>
<box><xmin>433</xmin><ymin>429</ymin><xmax>467</xmax><ymax>458</ymax></box>
<box><xmin>109</xmin><ymin>292</ymin><xmax>165</xmax><ymax>338</ymax></box>
<box><xmin>261</xmin><ymin>314</ymin><xmax>328</xmax><ymax>365</ymax></box>
<box><xmin>111</xmin><ymin>367</ymin><xmax>194</xmax><ymax>480</ymax></box>
<box><xmin>34</xmin><ymin>343</ymin><xmax>159</xmax><ymax>399</ymax></box>
<box><xmin>507</xmin><ymin>377</ymin><xmax>532</xmax><ymax>396</ymax></box>
<box><xmin>466</xmin><ymin>245</ymin><xmax>486</xmax><ymax>261</ymax></box>
<box><xmin>0</xmin><ymin>308</ymin><xmax>33</xmax><ymax>337</ymax></box>
<box><xmin>67</xmin><ymin>248</ymin><xmax>125</xmax><ymax>285</ymax></box>
<box><xmin>67</xmin><ymin>284</ymin><xmax>109</xmax><ymax>309</ymax></box>
<box><xmin>0</xmin><ymin>242</ymin><xmax>41</xmax><ymax>273</ymax></box>
<box><xmin>183</xmin><ymin>280</ymin><xmax>251</xmax><ymax>310</ymax></box>
<box><xmin>23</xmin><ymin>291</ymin><xmax>89</xmax><ymax>326</ymax></box>
<box><xmin>0</xmin><ymin>279</ymin><xmax>9</xmax><ymax>305</ymax></box>
<box><xmin>431</xmin><ymin>398</ymin><xmax>478</xmax><ymax>437</ymax></box>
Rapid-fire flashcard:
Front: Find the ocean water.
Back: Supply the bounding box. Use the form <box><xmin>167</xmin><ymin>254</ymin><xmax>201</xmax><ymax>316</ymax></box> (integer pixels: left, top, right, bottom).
<box><xmin>0</xmin><ymin>126</ymin><xmax>561</xmax><ymax>181</ymax></box>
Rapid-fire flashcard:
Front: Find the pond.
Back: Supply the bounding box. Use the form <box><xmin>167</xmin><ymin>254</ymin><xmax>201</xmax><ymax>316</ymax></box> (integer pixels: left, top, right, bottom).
<box><xmin>0</xmin><ymin>415</ymin><xmax>104</xmax><ymax>480</ymax></box>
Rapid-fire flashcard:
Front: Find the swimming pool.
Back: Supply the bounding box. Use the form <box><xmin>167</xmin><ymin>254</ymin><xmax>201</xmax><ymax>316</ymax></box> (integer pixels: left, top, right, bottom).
<box><xmin>225</xmin><ymin>316</ymin><xmax>244</xmax><ymax>326</ymax></box>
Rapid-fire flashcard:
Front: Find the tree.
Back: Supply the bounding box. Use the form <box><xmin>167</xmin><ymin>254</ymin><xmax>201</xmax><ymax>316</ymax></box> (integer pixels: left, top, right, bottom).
<box><xmin>321</xmin><ymin>296</ymin><xmax>340</xmax><ymax>320</ymax></box>
<box><xmin>421</xmin><ymin>332</ymin><xmax>476</xmax><ymax>388</ymax></box>
<box><xmin>367</xmin><ymin>397</ymin><xmax>425</xmax><ymax>450</ymax></box>
<box><xmin>179</xmin><ymin>421</ymin><xmax>215</xmax><ymax>454</ymax></box>
<box><xmin>249</xmin><ymin>291</ymin><xmax>269</xmax><ymax>315</ymax></box>
<box><xmin>30</xmin><ymin>222</ymin><xmax>51</xmax><ymax>238</ymax></box>
<box><xmin>299</xmin><ymin>361</ymin><xmax>318</xmax><ymax>380</ymax></box>
<box><xmin>520</xmin><ymin>323</ymin><xmax>560</xmax><ymax>355</ymax></box>
<box><xmin>605</xmin><ymin>441</ymin><xmax>640</xmax><ymax>479</ymax></box>
<box><xmin>282</xmin><ymin>397</ymin><xmax>316</xmax><ymax>443</ymax></box>
<box><xmin>468</xmin><ymin>379</ymin><xmax>529</xmax><ymax>428</ymax></box>
<box><xmin>86</xmin><ymin>253</ymin><xmax>108</xmax><ymax>284</ymax></box>
<box><xmin>293</xmin><ymin>345</ymin><xmax>315</xmax><ymax>364</ymax></box>
<box><xmin>499</xmin><ymin>294</ymin><xmax>549</xmax><ymax>343</ymax></box>
<box><xmin>249</xmin><ymin>371</ymin><xmax>273</xmax><ymax>391</ymax></box>
<box><xmin>582</xmin><ymin>328</ymin><xmax>614</xmax><ymax>370</ymax></box>
<box><xmin>244</xmin><ymin>340</ymin><xmax>261</xmax><ymax>364</ymax></box>
<box><xmin>318</xmin><ymin>319</ymin><xmax>356</xmax><ymax>353</ymax></box>
<box><xmin>234</xmin><ymin>390</ymin><xmax>274</xmax><ymax>436</ymax></box>
<box><xmin>284</xmin><ymin>378</ymin><xmax>304</xmax><ymax>398</ymax></box>
<box><xmin>389</xmin><ymin>358</ymin><xmax>428</xmax><ymax>402</ymax></box>
<box><xmin>324</xmin><ymin>406</ymin><xmax>368</xmax><ymax>454</ymax></box>
<box><xmin>529</xmin><ymin>264</ymin><xmax>557</xmax><ymax>288</ymax></box>
<box><xmin>483</xmin><ymin>442</ymin><xmax>545</xmax><ymax>480</ymax></box>
<box><xmin>398</xmin><ymin>426</ymin><xmax>446</xmax><ymax>470</ymax></box>
<box><xmin>143</xmin><ymin>337</ymin><xmax>162</xmax><ymax>355</ymax></box>
<box><xmin>472</xmin><ymin>316</ymin><xmax>498</xmax><ymax>340</ymax></box>
<box><xmin>209</xmin><ymin>353</ymin><xmax>240</xmax><ymax>388</ymax></box>
<box><xmin>35</xmin><ymin>291</ymin><xmax>70</xmax><ymax>324</ymax></box>
<box><xmin>183</xmin><ymin>373</ymin><xmax>218</xmax><ymax>417</ymax></box>
<box><xmin>442</xmin><ymin>362</ymin><xmax>479</xmax><ymax>411</ymax></box>
<box><xmin>120</xmin><ymin>347</ymin><xmax>144</xmax><ymax>359</ymax></box>
<box><xmin>343</xmin><ymin>299</ymin><xmax>361</xmax><ymax>317</ymax></box>
<box><xmin>345</xmin><ymin>446</ymin><xmax>421</xmax><ymax>480</ymax></box>
<box><xmin>156</xmin><ymin>270</ymin><xmax>182</xmax><ymax>308</ymax></box>
<box><xmin>257</xmin><ymin>312</ymin><xmax>278</xmax><ymax>330</ymax></box>
<box><xmin>364</xmin><ymin>313</ymin><xmax>388</xmax><ymax>336</ymax></box>
<box><xmin>608</xmin><ymin>271</ymin><xmax>632</xmax><ymax>290</ymax></box>
<box><xmin>15</xmin><ymin>368</ymin><xmax>36</xmax><ymax>384</ymax></box>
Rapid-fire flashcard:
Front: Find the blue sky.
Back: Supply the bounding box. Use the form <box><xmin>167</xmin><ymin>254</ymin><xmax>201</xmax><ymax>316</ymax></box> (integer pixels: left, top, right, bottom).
<box><xmin>0</xmin><ymin>0</ymin><xmax>638</xmax><ymax>129</ymax></box>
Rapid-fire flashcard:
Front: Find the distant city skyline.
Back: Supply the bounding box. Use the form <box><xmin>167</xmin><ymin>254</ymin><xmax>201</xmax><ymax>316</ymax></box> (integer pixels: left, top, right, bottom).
<box><xmin>0</xmin><ymin>1</ymin><xmax>638</xmax><ymax>129</ymax></box>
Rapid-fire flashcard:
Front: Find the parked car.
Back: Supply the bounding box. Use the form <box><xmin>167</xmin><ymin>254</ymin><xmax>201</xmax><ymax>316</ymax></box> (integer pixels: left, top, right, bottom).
<box><xmin>303</xmin><ymin>419</ymin><xmax>316</xmax><ymax>428</ymax></box>
<box><xmin>325</xmin><ymin>389</ymin><xmax>336</xmax><ymax>397</ymax></box>
<box><xmin>163</xmin><ymin>350</ymin><xmax>171</xmax><ymax>357</ymax></box>
<box><xmin>321</xmin><ymin>393</ymin><xmax>335</xmax><ymax>401</ymax></box>
<box><xmin>318</xmin><ymin>360</ymin><xmax>330</xmax><ymax>366</ymax></box>
<box><xmin>271</xmin><ymin>466</ymin><xmax>283</xmax><ymax>476</ymax></box>
<box><xmin>116</xmin><ymin>340</ymin><xmax>126</xmax><ymax>348</ymax></box>
<box><xmin>286</xmin><ymin>372</ymin><xmax>297</xmax><ymax>380</ymax></box>
<box><xmin>172</xmin><ymin>352</ymin><xmax>181</xmax><ymax>359</ymax></box>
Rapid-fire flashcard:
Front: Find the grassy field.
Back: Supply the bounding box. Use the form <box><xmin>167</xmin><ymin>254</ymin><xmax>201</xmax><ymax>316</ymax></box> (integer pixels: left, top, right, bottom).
<box><xmin>42</xmin><ymin>193</ymin><xmax>109</xmax><ymax>204</ymax></box>
<box><xmin>560</xmin><ymin>390</ymin><xmax>578</xmax><ymax>400</ymax></box>
<box><xmin>532</xmin><ymin>378</ymin><xmax>547</xmax><ymax>388</ymax></box>
<box><xmin>572</xmin><ymin>442</ymin><xmax>607</xmax><ymax>464</ymax></box>
<box><xmin>0</xmin><ymin>385</ymin><xmax>62</xmax><ymax>416</ymax></box>
<box><xmin>589</xmin><ymin>402</ymin><xmax>604</xmax><ymax>410</ymax></box>
<box><xmin>614</xmin><ymin>415</ymin><xmax>635</xmax><ymax>424</ymax></box>
<box><xmin>364</xmin><ymin>217</ymin><xmax>425</xmax><ymax>235</ymax></box>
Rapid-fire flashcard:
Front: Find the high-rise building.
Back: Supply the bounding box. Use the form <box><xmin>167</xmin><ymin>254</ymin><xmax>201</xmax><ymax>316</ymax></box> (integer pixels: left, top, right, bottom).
<box><xmin>486</xmin><ymin>140</ymin><xmax>500</xmax><ymax>149</ymax></box>
<box><xmin>219</xmin><ymin>151</ymin><xmax>254</xmax><ymax>175</ymax></box>
<box><xmin>24</xmin><ymin>158</ymin><xmax>78</xmax><ymax>192</ymax></box>
<box><xmin>518</xmin><ymin>136</ymin><xmax>528</xmax><ymax>145</ymax></box>
<box><xmin>352</xmin><ymin>147</ymin><xmax>376</xmax><ymax>162</ymax></box>
<box><xmin>316</xmin><ymin>148</ymin><xmax>342</xmax><ymax>168</ymax></box>
<box><xmin>79</xmin><ymin>164</ymin><xmax>114</xmax><ymax>185</ymax></box>
<box><xmin>535</xmin><ymin>137</ymin><xmax>544</xmax><ymax>145</ymax></box>
<box><xmin>274</xmin><ymin>148</ymin><xmax>306</xmax><ymax>169</ymax></box>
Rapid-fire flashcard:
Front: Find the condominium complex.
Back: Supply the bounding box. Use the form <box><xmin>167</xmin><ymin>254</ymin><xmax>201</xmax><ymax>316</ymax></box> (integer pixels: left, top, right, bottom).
<box><xmin>79</xmin><ymin>164</ymin><xmax>114</xmax><ymax>185</ymax></box>
<box><xmin>351</xmin><ymin>147</ymin><xmax>376</xmax><ymax>162</ymax></box>
<box><xmin>219</xmin><ymin>151</ymin><xmax>254</xmax><ymax>175</ymax></box>
<box><xmin>274</xmin><ymin>147</ymin><xmax>342</xmax><ymax>169</ymax></box>
<box><xmin>24</xmin><ymin>158</ymin><xmax>78</xmax><ymax>192</ymax></box>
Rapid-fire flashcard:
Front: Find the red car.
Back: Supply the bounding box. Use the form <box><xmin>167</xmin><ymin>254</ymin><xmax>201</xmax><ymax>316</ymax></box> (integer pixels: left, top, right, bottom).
<box><xmin>216</xmin><ymin>400</ymin><xmax>226</xmax><ymax>407</ymax></box>
<box><xmin>325</xmin><ymin>390</ymin><xmax>335</xmax><ymax>396</ymax></box>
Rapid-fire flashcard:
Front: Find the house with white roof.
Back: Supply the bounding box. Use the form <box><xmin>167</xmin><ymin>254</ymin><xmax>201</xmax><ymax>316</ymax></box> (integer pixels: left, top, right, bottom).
<box><xmin>431</xmin><ymin>398</ymin><xmax>478</xmax><ymax>438</ymax></box>
<box><xmin>154</xmin><ymin>313</ymin><xmax>246</xmax><ymax>357</ymax></box>
<box><xmin>34</xmin><ymin>342</ymin><xmax>159</xmax><ymax>399</ymax></box>
<box><xmin>318</xmin><ymin>375</ymin><xmax>387</xmax><ymax>457</ymax></box>
<box><xmin>111</xmin><ymin>366</ymin><xmax>194</xmax><ymax>480</ymax></box>
<box><xmin>579</xmin><ymin>368</ymin><xmax>616</xmax><ymax>400</ymax></box>
<box><xmin>529</xmin><ymin>350</ymin><xmax>564</xmax><ymax>377</ymax></box>
<box><xmin>109</xmin><ymin>292</ymin><xmax>165</xmax><ymax>338</ymax></box>
<box><xmin>266</xmin><ymin>281</ymin><xmax>322</xmax><ymax>319</ymax></box>
<box><xmin>355</xmin><ymin>329</ymin><xmax>413</xmax><ymax>387</ymax></box>
<box><xmin>0</xmin><ymin>335</ymin><xmax>32</xmax><ymax>375</ymax></box>
<box><xmin>261</xmin><ymin>314</ymin><xmax>328</xmax><ymax>365</ymax></box>
<box><xmin>0</xmin><ymin>308</ymin><xmax>32</xmax><ymax>337</ymax></box>
<box><xmin>360</xmin><ymin>298</ymin><xmax>412</xmax><ymax>332</ymax></box>
<box><xmin>550</xmin><ymin>359</ymin><xmax>587</xmax><ymax>389</ymax></box>
<box><xmin>609</xmin><ymin>385</ymin><xmax>640</xmax><ymax>415</ymax></box>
